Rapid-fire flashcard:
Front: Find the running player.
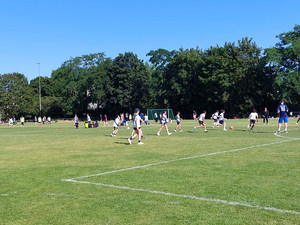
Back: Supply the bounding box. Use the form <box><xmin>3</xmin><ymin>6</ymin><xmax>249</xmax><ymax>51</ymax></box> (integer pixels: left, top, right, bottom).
<box><xmin>128</xmin><ymin>108</ymin><xmax>144</xmax><ymax>145</ymax></box>
<box><xmin>174</xmin><ymin>111</ymin><xmax>182</xmax><ymax>132</ymax></box>
<box><xmin>111</xmin><ymin>115</ymin><xmax>120</xmax><ymax>137</ymax></box>
<box><xmin>248</xmin><ymin>109</ymin><xmax>259</xmax><ymax>131</ymax></box>
<box><xmin>212</xmin><ymin>110</ymin><xmax>219</xmax><ymax>128</ymax></box>
<box><xmin>157</xmin><ymin>111</ymin><xmax>172</xmax><ymax>136</ymax></box>
<box><xmin>194</xmin><ymin>111</ymin><xmax>208</xmax><ymax>132</ymax></box>
<box><xmin>218</xmin><ymin>110</ymin><xmax>227</xmax><ymax>131</ymax></box>
<box><xmin>296</xmin><ymin>114</ymin><xmax>300</xmax><ymax>124</ymax></box>
<box><xmin>276</xmin><ymin>100</ymin><xmax>289</xmax><ymax>133</ymax></box>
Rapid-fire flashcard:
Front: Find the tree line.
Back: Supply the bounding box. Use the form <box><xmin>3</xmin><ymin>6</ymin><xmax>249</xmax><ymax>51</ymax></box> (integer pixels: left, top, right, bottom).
<box><xmin>0</xmin><ymin>25</ymin><xmax>299</xmax><ymax>120</ymax></box>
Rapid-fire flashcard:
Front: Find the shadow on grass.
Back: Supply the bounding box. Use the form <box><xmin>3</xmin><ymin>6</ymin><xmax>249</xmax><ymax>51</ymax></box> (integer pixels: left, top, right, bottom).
<box><xmin>114</xmin><ymin>142</ymin><xmax>129</xmax><ymax>145</ymax></box>
<box><xmin>235</xmin><ymin>129</ymin><xmax>276</xmax><ymax>134</ymax></box>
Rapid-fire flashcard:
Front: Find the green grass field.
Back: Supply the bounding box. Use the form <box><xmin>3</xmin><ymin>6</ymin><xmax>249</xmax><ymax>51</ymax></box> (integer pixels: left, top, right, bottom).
<box><xmin>0</xmin><ymin>118</ymin><xmax>299</xmax><ymax>225</ymax></box>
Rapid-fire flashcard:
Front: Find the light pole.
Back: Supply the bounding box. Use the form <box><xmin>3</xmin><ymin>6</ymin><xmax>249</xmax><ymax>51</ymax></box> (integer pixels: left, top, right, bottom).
<box><xmin>37</xmin><ymin>62</ymin><xmax>41</xmax><ymax>118</ymax></box>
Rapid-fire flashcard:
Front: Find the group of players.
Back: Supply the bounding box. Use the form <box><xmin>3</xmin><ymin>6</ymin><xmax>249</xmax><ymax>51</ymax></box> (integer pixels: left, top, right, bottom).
<box><xmin>109</xmin><ymin>100</ymin><xmax>291</xmax><ymax>145</ymax></box>
<box><xmin>110</xmin><ymin>108</ymin><xmax>227</xmax><ymax>145</ymax></box>
<box><xmin>247</xmin><ymin>100</ymin><xmax>290</xmax><ymax>133</ymax></box>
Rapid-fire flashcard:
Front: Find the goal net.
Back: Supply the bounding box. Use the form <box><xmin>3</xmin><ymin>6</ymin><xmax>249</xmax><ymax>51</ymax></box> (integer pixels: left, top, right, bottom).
<box><xmin>147</xmin><ymin>109</ymin><xmax>175</xmax><ymax>120</ymax></box>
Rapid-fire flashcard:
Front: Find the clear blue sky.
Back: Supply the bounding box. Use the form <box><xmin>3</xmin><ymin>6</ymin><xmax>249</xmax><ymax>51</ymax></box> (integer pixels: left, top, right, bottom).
<box><xmin>1</xmin><ymin>0</ymin><xmax>299</xmax><ymax>81</ymax></box>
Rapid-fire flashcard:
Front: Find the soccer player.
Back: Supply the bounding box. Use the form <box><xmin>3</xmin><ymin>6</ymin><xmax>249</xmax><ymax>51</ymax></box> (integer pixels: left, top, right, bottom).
<box><xmin>193</xmin><ymin>110</ymin><xmax>197</xmax><ymax>121</ymax></box>
<box><xmin>276</xmin><ymin>100</ymin><xmax>289</xmax><ymax>133</ymax></box>
<box><xmin>218</xmin><ymin>109</ymin><xmax>227</xmax><ymax>131</ymax></box>
<box><xmin>74</xmin><ymin>114</ymin><xmax>79</xmax><ymax>129</ymax></box>
<box><xmin>248</xmin><ymin>109</ymin><xmax>259</xmax><ymax>131</ymax></box>
<box><xmin>174</xmin><ymin>111</ymin><xmax>182</xmax><ymax>132</ymax></box>
<box><xmin>128</xmin><ymin>108</ymin><xmax>144</xmax><ymax>145</ymax></box>
<box><xmin>154</xmin><ymin>112</ymin><xmax>158</xmax><ymax>124</ymax></box>
<box><xmin>103</xmin><ymin>114</ymin><xmax>110</xmax><ymax>127</ymax></box>
<box><xmin>157</xmin><ymin>111</ymin><xmax>172</xmax><ymax>136</ymax></box>
<box><xmin>262</xmin><ymin>107</ymin><xmax>269</xmax><ymax>125</ymax></box>
<box><xmin>144</xmin><ymin>114</ymin><xmax>149</xmax><ymax>125</ymax></box>
<box><xmin>212</xmin><ymin>110</ymin><xmax>219</xmax><ymax>128</ymax></box>
<box><xmin>111</xmin><ymin>115</ymin><xmax>120</xmax><ymax>137</ymax></box>
<box><xmin>20</xmin><ymin>116</ymin><xmax>25</xmax><ymax>127</ymax></box>
<box><xmin>8</xmin><ymin>118</ymin><xmax>13</xmax><ymax>126</ymax></box>
<box><xmin>296</xmin><ymin>114</ymin><xmax>300</xmax><ymax>124</ymax></box>
<box><xmin>87</xmin><ymin>114</ymin><xmax>91</xmax><ymax>127</ymax></box>
<box><xmin>38</xmin><ymin>116</ymin><xmax>42</xmax><ymax>125</ymax></box>
<box><xmin>194</xmin><ymin>111</ymin><xmax>208</xmax><ymax>132</ymax></box>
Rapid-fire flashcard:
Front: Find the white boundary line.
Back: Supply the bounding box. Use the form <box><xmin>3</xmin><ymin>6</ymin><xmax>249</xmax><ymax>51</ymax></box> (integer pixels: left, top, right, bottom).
<box><xmin>62</xmin><ymin>135</ymin><xmax>300</xmax><ymax>215</ymax></box>
<box><xmin>70</xmin><ymin>139</ymin><xmax>294</xmax><ymax>180</ymax></box>
<box><xmin>274</xmin><ymin>132</ymin><xmax>300</xmax><ymax>140</ymax></box>
<box><xmin>0</xmin><ymin>191</ymin><xmax>17</xmax><ymax>197</ymax></box>
<box><xmin>62</xmin><ymin>179</ymin><xmax>300</xmax><ymax>215</ymax></box>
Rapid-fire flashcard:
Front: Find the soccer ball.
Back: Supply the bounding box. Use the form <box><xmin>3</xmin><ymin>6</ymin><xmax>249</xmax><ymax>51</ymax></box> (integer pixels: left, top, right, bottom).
<box><xmin>230</xmin><ymin>126</ymin><xmax>233</xmax><ymax>130</ymax></box>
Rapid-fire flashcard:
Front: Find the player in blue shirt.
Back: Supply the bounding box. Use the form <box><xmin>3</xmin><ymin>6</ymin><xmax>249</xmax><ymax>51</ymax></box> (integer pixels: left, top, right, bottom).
<box><xmin>276</xmin><ymin>100</ymin><xmax>289</xmax><ymax>133</ymax></box>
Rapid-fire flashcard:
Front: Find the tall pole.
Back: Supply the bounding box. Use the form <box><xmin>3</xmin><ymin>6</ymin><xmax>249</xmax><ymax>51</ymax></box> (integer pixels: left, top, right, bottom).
<box><xmin>37</xmin><ymin>62</ymin><xmax>41</xmax><ymax>118</ymax></box>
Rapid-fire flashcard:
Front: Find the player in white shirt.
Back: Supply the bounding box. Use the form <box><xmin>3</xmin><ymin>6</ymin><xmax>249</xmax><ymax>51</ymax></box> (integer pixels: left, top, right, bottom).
<box><xmin>248</xmin><ymin>109</ymin><xmax>258</xmax><ymax>131</ymax></box>
<box><xmin>111</xmin><ymin>115</ymin><xmax>120</xmax><ymax>137</ymax></box>
<box><xmin>212</xmin><ymin>110</ymin><xmax>219</xmax><ymax>128</ymax></box>
<box><xmin>218</xmin><ymin>109</ymin><xmax>227</xmax><ymax>131</ymax></box>
<box><xmin>194</xmin><ymin>111</ymin><xmax>208</xmax><ymax>132</ymax></box>
<box><xmin>157</xmin><ymin>111</ymin><xmax>172</xmax><ymax>136</ymax></box>
<box><xmin>174</xmin><ymin>111</ymin><xmax>182</xmax><ymax>132</ymax></box>
<box><xmin>128</xmin><ymin>108</ymin><xmax>144</xmax><ymax>145</ymax></box>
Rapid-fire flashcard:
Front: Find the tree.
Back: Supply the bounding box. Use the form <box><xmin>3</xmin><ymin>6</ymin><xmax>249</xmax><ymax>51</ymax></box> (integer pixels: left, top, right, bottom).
<box><xmin>51</xmin><ymin>53</ymin><xmax>107</xmax><ymax>117</ymax></box>
<box><xmin>0</xmin><ymin>73</ymin><xmax>35</xmax><ymax>119</ymax></box>
<box><xmin>105</xmin><ymin>52</ymin><xmax>150</xmax><ymax>113</ymax></box>
<box><xmin>147</xmin><ymin>49</ymin><xmax>176</xmax><ymax>107</ymax></box>
<box><xmin>264</xmin><ymin>25</ymin><xmax>300</xmax><ymax>109</ymax></box>
<box><xmin>161</xmin><ymin>38</ymin><xmax>266</xmax><ymax>116</ymax></box>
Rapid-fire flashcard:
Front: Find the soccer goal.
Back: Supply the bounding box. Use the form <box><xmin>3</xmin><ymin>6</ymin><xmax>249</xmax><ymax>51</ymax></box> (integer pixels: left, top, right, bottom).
<box><xmin>147</xmin><ymin>109</ymin><xmax>175</xmax><ymax>120</ymax></box>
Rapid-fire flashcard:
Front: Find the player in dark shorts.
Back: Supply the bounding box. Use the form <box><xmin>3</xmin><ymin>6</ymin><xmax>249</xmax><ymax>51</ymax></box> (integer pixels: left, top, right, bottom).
<box><xmin>174</xmin><ymin>111</ymin><xmax>182</xmax><ymax>132</ymax></box>
<box><xmin>263</xmin><ymin>107</ymin><xmax>269</xmax><ymax>125</ymax></box>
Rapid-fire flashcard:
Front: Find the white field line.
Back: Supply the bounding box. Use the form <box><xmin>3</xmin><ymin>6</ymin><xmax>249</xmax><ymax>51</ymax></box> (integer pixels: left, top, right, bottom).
<box><xmin>0</xmin><ymin>194</ymin><xmax>10</xmax><ymax>196</ymax></box>
<box><xmin>62</xmin><ymin>135</ymin><xmax>300</xmax><ymax>215</ymax></box>
<box><xmin>45</xmin><ymin>193</ymin><xmax>74</xmax><ymax>197</ymax></box>
<box><xmin>0</xmin><ymin>191</ymin><xmax>17</xmax><ymax>197</ymax></box>
<box><xmin>62</xmin><ymin>179</ymin><xmax>300</xmax><ymax>215</ymax></box>
<box><xmin>274</xmin><ymin>132</ymin><xmax>300</xmax><ymax>140</ymax></box>
<box><xmin>70</xmin><ymin>138</ymin><xmax>295</xmax><ymax>180</ymax></box>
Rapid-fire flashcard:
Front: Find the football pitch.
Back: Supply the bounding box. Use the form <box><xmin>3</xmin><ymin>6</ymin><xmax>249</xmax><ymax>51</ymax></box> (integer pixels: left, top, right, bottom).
<box><xmin>0</xmin><ymin>119</ymin><xmax>299</xmax><ymax>224</ymax></box>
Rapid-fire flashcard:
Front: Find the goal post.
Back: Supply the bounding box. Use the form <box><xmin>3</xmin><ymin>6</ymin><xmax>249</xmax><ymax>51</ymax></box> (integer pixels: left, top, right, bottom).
<box><xmin>147</xmin><ymin>109</ymin><xmax>175</xmax><ymax>120</ymax></box>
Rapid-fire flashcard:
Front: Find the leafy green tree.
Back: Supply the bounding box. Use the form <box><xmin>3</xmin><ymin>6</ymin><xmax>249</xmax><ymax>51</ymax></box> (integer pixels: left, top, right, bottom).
<box><xmin>162</xmin><ymin>38</ymin><xmax>267</xmax><ymax>115</ymax></box>
<box><xmin>0</xmin><ymin>73</ymin><xmax>35</xmax><ymax>119</ymax></box>
<box><xmin>51</xmin><ymin>53</ymin><xmax>107</xmax><ymax>117</ymax></box>
<box><xmin>105</xmin><ymin>52</ymin><xmax>150</xmax><ymax>113</ymax></box>
<box><xmin>265</xmin><ymin>25</ymin><xmax>300</xmax><ymax>109</ymax></box>
<box><xmin>147</xmin><ymin>49</ymin><xmax>175</xmax><ymax>107</ymax></box>
<box><xmin>162</xmin><ymin>47</ymin><xmax>204</xmax><ymax>114</ymax></box>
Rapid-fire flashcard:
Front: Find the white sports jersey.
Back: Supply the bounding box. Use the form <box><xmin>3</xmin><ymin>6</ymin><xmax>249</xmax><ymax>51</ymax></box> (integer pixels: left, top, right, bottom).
<box><xmin>133</xmin><ymin>114</ymin><xmax>141</xmax><ymax>128</ymax></box>
<box><xmin>176</xmin><ymin>114</ymin><xmax>180</xmax><ymax>122</ymax></box>
<box><xmin>219</xmin><ymin>113</ymin><xmax>224</xmax><ymax>121</ymax></box>
<box><xmin>213</xmin><ymin>112</ymin><xmax>219</xmax><ymax>119</ymax></box>
<box><xmin>161</xmin><ymin>113</ymin><xmax>167</xmax><ymax>123</ymax></box>
<box><xmin>113</xmin><ymin>118</ymin><xmax>120</xmax><ymax>127</ymax></box>
<box><xmin>199</xmin><ymin>113</ymin><xmax>205</xmax><ymax>121</ymax></box>
<box><xmin>249</xmin><ymin>112</ymin><xmax>258</xmax><ymax>120</ymax></box>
